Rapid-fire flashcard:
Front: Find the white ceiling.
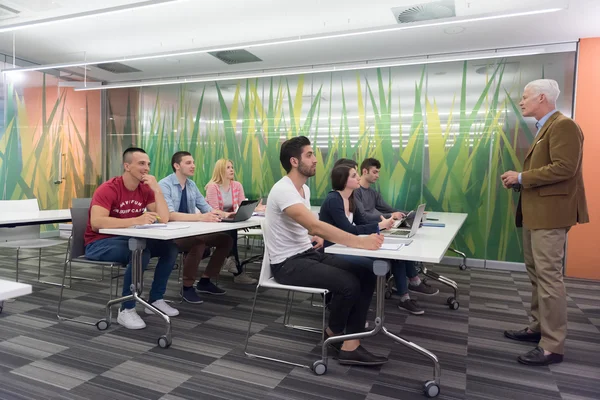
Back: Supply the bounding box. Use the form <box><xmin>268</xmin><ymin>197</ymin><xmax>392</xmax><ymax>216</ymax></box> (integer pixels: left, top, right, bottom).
<box><xmin>0</xmin><ymin>0</ymin><xmax>598</xmax><ymax>84</ymax></box>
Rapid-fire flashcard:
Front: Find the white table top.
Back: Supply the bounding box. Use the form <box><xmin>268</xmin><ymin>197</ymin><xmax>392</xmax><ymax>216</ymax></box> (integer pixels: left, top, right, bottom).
<box><xmin>325</xmin><ymin>212</ymin><xmax>467</xmax><ymax>264</ymax></box>
<box><xmin>0</xmin><ymin>209</ymin><xmax>72</xmax><ymax>227</ymax></box>
<box><xmin>0</xmin><ymin>279</ymin><xmax>32</xmax><ymax>301</ymax></box>
<box><xmin>99</xmin><ymin>217</ymin><xmax>263</xmax><ymax>240</ymax></box>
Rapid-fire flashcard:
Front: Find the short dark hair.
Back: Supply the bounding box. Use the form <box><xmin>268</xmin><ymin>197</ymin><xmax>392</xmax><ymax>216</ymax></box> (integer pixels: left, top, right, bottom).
<box><xmin>330</xmin><ymin>164</ymin><xmax>357</xmax><ymax>212</ymax></box>
<box><xmin>333</xmin><ymin>158</ymin><xmax>358</xmax><ymax>169</ymax></box>
<box><xmin>171</xmin><ymin>151</ymin><xmax>192</xmax><ymax>172</ymax></box>
<box><xmin>360</xmin><ymin>157</ymin><xmax>381</xmax><ymax>174</ymax></box>
<box><xmin>122</xmin><ymin>147</ymin><xmax>146</xmax><ymax>163</ymax></box>
<box><xmin>280</xmin><ymin>136</ymin><xmax>311</xmax><ymax>173</ymax></box>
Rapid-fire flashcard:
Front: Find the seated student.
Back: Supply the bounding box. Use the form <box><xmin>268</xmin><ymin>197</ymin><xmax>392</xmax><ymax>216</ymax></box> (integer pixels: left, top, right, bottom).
<box><xmin>354</xmin><ymin>157</ymin><xmax>439</xmax><ymax>314</ymax></box>
<box><xmin>266</xmin><ymin>135</ymin><xmax>387</xmax><ymax>366</ymax></box>
<box><xmin>320</xmin><ymin>164</ymin><xmax>437</xmax><ymax>315</ymax></box>
<box><xmin>85</xmin><ymin>147</ymin><xmax>179</xmax><ymax>330</ymax></box>
<box><xmin>159</xmin><ymin>151</ymin><xmax>234</xmax><ymax>303</ymax></box>
<box><xmin>205</xmin><ymin>158</ymin><xmax>262</xmax><ymax>285</ymax></box>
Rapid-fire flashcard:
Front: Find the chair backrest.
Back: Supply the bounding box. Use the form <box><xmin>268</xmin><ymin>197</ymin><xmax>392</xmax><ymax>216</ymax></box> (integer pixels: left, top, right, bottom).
<box><xmin>0</xmin><ymin>199</ymin><xmax>42</xmax><ymax>241</ymax></box>
<box><xmin>72</xmin><ymin>198</ymin><xmax>92</xmax><ymax>209</ymax></box>
<box><xmin>258</xmin><ymin>220</ymin><xmax>274</xmax><ymax>285</ymax></box>
<box><xmin>69</xmin><ymin>207</ymin><xmax>89</xmax><ymax>259</ymax></box>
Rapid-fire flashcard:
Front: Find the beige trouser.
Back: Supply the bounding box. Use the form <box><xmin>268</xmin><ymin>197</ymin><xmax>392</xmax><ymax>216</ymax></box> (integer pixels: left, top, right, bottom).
<box><xmin>523</xmin><ymin>226</ymin><xmax>568</xmax><ymax>355</ymax></box>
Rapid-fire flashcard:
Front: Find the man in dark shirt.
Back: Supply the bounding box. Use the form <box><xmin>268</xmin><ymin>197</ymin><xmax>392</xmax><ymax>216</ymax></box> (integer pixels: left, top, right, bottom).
<box><xmin>352</xmin><ymin>158</ymin><xmax>438</xmax><ymax>314</ymax></box>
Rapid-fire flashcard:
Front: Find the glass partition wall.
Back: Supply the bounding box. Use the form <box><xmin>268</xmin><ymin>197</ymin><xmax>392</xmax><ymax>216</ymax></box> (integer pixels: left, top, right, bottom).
<box><xmin>105</xmin><ymin>49</ymin><xmax>576</xmax><ymax>268</ymax></box>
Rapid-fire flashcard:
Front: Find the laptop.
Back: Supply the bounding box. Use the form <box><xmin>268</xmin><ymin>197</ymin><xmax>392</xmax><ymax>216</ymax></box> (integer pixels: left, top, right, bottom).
<box><xmin>221</xmin><ymin>200</ymin><xmax>258</xmax><ymax>222</ymax></box>
<box><xmin>383</xmin><ymin>203</ymin><xmax>426</xmax><ymax>238</ymax></box>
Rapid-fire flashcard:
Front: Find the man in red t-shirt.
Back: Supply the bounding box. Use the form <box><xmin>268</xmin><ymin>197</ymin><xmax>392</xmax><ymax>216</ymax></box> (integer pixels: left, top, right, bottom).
<box><xmin>85</xmin><ymin>147</ymin><xmax>179</xmax><ymax>330</ymax></box>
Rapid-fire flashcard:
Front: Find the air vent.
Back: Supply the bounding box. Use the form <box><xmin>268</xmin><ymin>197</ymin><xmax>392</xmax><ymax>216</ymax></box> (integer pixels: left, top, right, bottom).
<box><xmin>0</xmin><ymin>4</ymin><xmax>20</xmax><ymax>21</ymax></box>
<box><xmin>209</xmin><ymin>49</ymin><xmax>262</xmax><ymax>65</ymax></box>
<box><xmin>392</xmin><ymin>0</ymin><xmax>455</xmax><ymax>24</ymax></box>
<box><xmin>95</xmin><ymin>62</ymin><xmax>141</xmax><ymax>74</ymax></box>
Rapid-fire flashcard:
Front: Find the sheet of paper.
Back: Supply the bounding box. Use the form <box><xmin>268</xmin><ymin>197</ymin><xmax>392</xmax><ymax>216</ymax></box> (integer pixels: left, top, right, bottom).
<box><xmin>134</xmin><ymin>223</ymin><xmax>190</xmax><ymax>230</ymax></box>
<box><xmin>380</xmin><ymin>243</ymin><xmax>404</xmax><ymax>251</ymax></box>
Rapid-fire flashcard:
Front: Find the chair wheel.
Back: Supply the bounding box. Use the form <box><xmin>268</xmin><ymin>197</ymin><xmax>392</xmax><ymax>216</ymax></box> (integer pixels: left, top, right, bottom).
<box><xmin>459</xmin><ymin>263</ymin><xmax>467</xmax><ymax>270</ymax></box>
<box><xmin>158</xmin><ymin>335</ymin><xmax>172</xmax><ymax>349</ymax></box>
<box><xmin>423</xmin><ymin>380</ymin><xmax>440</xmax><ymax>397</ymax></box>
<box><xmin>447</xmin><ymin>297</ymin><xmax>459</xmax><ymax>310</ymax></box>
<box><xmin>312</xmin><ymin>360</ymin><xmax>327</xmax><ymax>375</ymax></box>
<box><xmin>384</xmin><ymin>290</ymin><xmax>392</xmax><ymax>299</ymax></box>
<box><xmin>96</xmin><ymin>319</ymin><xmax>110</xmax><ymax>331</ymax></box>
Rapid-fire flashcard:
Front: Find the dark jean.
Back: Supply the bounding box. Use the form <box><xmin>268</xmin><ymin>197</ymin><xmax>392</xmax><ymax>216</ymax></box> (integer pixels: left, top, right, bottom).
<box><xmin>334</xmin><ymin>254</ymin><xmax>418</xmax><ymax>296</ymax></box>
<box><xmin>85</xmin><ymin>236</ymin><xmax>178</xmax><ymax>309</ymax></box>
<box><xmin>272</xmin><ymin>249</ymin><xmax>376</xmax><ymax>335</ymax></box>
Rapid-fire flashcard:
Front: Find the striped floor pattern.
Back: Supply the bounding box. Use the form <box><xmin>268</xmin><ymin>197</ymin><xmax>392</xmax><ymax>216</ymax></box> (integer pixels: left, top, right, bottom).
<box><xmin>0</xmin><ymin>243</ymin><xmax>599</xmax><ymax>400</ymax></box>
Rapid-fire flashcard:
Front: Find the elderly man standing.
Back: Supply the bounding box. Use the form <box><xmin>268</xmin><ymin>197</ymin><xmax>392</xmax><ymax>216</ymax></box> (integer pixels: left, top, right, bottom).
<box><xmin>501</xmin><ymin>79</ymin><xmax>588</xmax><ymax>366</ymax></box>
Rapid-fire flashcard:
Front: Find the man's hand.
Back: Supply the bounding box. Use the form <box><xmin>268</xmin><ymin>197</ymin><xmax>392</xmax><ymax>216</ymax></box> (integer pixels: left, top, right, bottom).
<box><xmin>355</xmin><ymin>234</ymin><xmax>384</xmax><ymax>250</ymax></box>
<box><xmin>312</xmin><ymin>235</ymin><xmax>324</xmax><ymax>250</ymax></box>
<box><xmin>378</xmin><ymin>215</ymin><xmax>395</xmax><ymax>230</ymax></box>
<box><xmin>141</xmin><ymin>174</ymin><xmax>160</xmax><ymax>191</ymax></box>
<box><xmin>198</xmin><ymin>211</ymin><xmax>222</xmax><ymax>222</ymax></box>
<box><xmin>501</xmin><ymin>171</ymin><xmax>520</xmax><ymax>189</ymax></box>
<box><xmin>391</xmin><ymin>211</ymin><xmax>405</xmax><ymax>220</ymax></box>
<box><xmin>135</xmin><ymin>212</ymin><xmax>159</xmax><ymax>225</ymax></box>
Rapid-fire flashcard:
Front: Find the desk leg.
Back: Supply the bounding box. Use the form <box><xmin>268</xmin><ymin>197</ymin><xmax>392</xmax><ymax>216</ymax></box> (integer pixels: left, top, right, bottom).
<box><xmin>316</xmin><ymin>260</ymin><xmax>441</xmax><ymax>397</ymax></box>
<box><xmin>97</xmin><ymin>238</ymin><xmax>172</xmax><ymax>348</ymax></box>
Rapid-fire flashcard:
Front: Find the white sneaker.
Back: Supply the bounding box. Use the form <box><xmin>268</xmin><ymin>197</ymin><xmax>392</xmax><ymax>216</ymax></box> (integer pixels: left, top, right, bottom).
<box><xmin>234</xmin><ymin>271</ymin><xmax>258</xmax><ymax>285</ymax></box>
<box><xmin>145</xmin><ymin>299</ymin><xmax>179</xmax><ymax>317</ymax></box>
<box><xmin>223</xmin><ymin>256</ymin><xmax>238</xmax><ymax>274</ymax></box>
<box><xmin>117</xmin><ymin>308</ymin><xmax>146</xmax><ymax>330</ymax></box>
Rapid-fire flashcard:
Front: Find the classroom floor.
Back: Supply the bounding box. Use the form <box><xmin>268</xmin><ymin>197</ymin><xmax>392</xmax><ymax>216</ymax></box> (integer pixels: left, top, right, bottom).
<box><xmin>0</xmin><ymin>243</ymin><xmax>599</xmax><ymax>400</ymax></box>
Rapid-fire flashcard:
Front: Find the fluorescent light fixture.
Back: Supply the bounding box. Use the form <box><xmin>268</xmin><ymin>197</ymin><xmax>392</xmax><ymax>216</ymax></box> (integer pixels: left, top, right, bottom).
<box><xmin>72</xmin><ymin>46</ymin><xmax>547</xmax><ymax>91</ymax></box>
<box><xmin>0</xmin><ymin>0</ymin><xmax>190</xmax><ymax>34</ymax></box>
<box><xmin>2</xmin><ymin>4</ymin><xmax>564</xmax><ymax>75</ymax></box>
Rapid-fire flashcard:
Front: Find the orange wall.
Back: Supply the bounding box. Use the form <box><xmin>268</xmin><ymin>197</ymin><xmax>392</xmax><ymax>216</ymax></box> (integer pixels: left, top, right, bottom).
<box><xmin>566</xmin><ymin>38</ymin><xmax>600</xmax><ymax>280</ymax></box>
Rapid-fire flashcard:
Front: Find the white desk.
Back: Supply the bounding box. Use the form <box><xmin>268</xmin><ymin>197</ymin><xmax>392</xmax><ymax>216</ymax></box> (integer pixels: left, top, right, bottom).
<box><xmin>0</xmin><ymin>279</ymin><xmax>32</xmax><ymax>313</ymax></box>
<box><xmin>99</xmin><ymin>218</ymin><xmax>262</xmax><ymax>240</ymax></box>
<box><xmin>326</xmin><ymin>212</ymin><xmax>467</xmax><ymax>264</ymax></box>
<box><xmin>96</xmin><ymin>217</ymin><xmax>263</xmax><ymax>348</ymax></box>
<box><xmin>324</xmin><ymin>212</ymin><xmax>467</xmax><ymax>398</ymax></box>
<box><xmin>0</xmin><ymin>210</ymin><xmax>72</xmax><ymax>227</ymax></box>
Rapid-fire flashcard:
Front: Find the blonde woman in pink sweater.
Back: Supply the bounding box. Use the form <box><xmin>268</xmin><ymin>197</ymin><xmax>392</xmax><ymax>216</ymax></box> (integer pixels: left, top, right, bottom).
<box><xmin>205</xmin><ymin>159</ymin><xmax>264</xmax><ymax>284</ymax></box>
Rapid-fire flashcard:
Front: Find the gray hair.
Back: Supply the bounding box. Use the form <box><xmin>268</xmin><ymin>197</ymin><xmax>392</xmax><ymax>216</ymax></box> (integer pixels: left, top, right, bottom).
<box><xmin>525</xmin><ymin>79</ymin><xmax>560</xmax><ymax>104</ymax></box>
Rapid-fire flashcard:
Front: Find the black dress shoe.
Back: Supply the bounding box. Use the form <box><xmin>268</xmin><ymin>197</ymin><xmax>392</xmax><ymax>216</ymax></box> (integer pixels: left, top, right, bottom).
<box><xmin>323</xmin><ymin>331</ymin><xmax>342</xmax><ymax>353</ymax></box>
<box><xmin>504</xmin><ymin>328</ymin><xmax>541</xmax><ymax>343</ymax></box>
<box><xmin>338</xmin><ymin>345</ymin><xmax>388</xmax><ymax>366</ymax></box>
<box><xmin>517</xmin><ymin>346</ymin><xmax>563</xmax><ymax>366</ymax></box>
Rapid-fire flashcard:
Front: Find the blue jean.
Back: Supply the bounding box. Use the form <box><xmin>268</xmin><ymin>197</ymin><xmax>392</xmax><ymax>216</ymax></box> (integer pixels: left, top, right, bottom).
<box><xmin>334</xmin><ymin>254</ymin><xmax>418</xmax><ymax>296</ymax></box>
<box><xmin>85</xmin><ymin>236</ymin><xmax>178</xmax><ymax>309</ymax></box>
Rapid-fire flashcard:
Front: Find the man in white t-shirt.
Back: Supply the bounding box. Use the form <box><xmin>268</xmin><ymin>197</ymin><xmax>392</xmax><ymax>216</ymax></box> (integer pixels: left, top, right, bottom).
<box><xmin>266</xmin><ymin>135</ymin><xmax>387</xmax><ymax>367</ymax></box>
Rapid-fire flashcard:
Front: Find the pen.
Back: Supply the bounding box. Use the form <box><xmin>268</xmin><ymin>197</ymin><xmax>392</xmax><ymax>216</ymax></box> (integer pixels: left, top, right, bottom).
<box><xmin>376</xmin><ymin>225</ymin><xmax>380</xmax><ymax>235</ymax></box>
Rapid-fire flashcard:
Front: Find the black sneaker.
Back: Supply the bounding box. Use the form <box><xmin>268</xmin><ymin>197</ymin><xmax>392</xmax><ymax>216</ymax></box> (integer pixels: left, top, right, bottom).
<box><xmin>398</xmin><ymin>299</ymin><xmax>424</xmax><ymax>315</ymax></box>
<box><xmin>181</xmin><ymin>287</ymin><xmax>204</xmax><ymax>304</ymax></box>
<box><xmin>408</xmin><ymin>280</ymin><xmax>439</xmax><ymax>296</ymax></box>
<box><xmin>338</xmin><ymin>345</ymin><xmax>388</xmax><ymax>366</ymax></box>
<box><xmin>196</xmin><ymin>280</ymin><xmax>226</xmax><ymax>295</ymax></box>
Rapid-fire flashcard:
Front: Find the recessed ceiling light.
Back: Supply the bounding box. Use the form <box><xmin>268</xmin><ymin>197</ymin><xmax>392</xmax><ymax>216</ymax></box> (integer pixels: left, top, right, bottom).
<box><xmin>444</xmin><ymin>26</ymin><xmax>465</xmax><ymax>34</ymax></box>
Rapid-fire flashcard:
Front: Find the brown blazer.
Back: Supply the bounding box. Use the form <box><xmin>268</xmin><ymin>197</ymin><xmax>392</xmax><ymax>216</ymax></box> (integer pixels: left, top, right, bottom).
<box><xmin>516</xmin><ymin>112</ymin><xmax>589</xmax><ymax>230</ymax></box>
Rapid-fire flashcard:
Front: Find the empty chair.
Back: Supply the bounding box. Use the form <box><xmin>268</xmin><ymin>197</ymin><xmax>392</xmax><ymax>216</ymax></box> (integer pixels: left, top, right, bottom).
<box><xmin>0</xmin><ymin>199</ymin><xmax>64</xmax><ymax>283</ymax></box>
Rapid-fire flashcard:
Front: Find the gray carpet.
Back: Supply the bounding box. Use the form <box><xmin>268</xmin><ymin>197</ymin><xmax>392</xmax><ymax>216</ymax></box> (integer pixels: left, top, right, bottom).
<box><xmin>0</xmin><ymin>243</ymin><xmax>599</xmax><ymax>400</ymax></box>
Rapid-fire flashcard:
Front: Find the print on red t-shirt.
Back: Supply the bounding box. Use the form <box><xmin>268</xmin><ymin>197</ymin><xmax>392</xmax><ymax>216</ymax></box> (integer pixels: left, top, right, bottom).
<box><xmin>84</xmin><ymin>176</ymin><xmax>156</xmax><ymax>246</ymax></box>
